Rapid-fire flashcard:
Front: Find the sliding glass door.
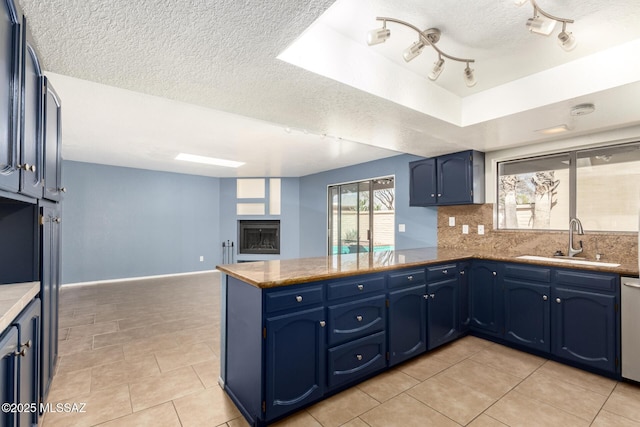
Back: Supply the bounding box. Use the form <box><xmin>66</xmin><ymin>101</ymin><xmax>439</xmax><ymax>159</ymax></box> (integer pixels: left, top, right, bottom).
<box><xmin>328</xmin><ymin>177</ymin><xmax>395</xmax><ymax>255</ymax></box>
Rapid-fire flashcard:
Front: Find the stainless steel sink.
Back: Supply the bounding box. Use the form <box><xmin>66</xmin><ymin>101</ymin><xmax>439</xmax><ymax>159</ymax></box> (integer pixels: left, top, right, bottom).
<box><xmin>516</xmin><ymin>255</ymin><xmax>620</xmax><ymax>267</ymax></box>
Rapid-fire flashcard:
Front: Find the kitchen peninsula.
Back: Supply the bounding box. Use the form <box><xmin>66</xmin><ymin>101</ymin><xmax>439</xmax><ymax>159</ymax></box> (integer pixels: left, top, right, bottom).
<box><xmin>217</xmin><ymin>248</ymin><xmax>638</xmax><ymax>426</ymax></box>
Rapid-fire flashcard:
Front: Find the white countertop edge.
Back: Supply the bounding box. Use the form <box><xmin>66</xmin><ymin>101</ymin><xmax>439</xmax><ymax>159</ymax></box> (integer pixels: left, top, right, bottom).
<box><xmin>0</xmin><ymin>282</ymin><xmax>40</xmax><ymax>332</ymax></box>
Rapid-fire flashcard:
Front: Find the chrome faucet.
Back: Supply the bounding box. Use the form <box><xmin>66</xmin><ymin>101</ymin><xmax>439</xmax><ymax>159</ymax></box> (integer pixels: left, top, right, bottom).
<box><xmin>568</xmin><ymin>217</ymin><xmax>584</xmax><ymax>257</ymax></box>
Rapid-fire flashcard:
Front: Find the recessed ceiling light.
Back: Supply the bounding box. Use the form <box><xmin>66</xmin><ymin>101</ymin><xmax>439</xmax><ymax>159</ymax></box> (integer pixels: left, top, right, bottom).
<box><xmin>536</xmin><ymin>124</ymin><xmax>570</xmax><ymax>135</ymax></box>
<box><xmin>570</xmin><ymin>103</ymin><xmax>595</xmax><ymax>116</ymax></box>
<box><xmin>175</xmin><ymin>153</ymin><xmax>245</xmax><ymax>168</ymax></box>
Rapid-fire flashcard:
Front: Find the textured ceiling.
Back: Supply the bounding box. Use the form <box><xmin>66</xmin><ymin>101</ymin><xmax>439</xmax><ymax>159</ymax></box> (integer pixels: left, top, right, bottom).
<box><xmin>17</xmin><ymin>0</ymin><xmax>640</xmax><ymax>177</ymax></box>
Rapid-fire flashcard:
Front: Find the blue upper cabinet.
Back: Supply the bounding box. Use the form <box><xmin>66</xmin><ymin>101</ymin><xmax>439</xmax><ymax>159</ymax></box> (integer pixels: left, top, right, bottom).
<box><xmin>0</xmin><ymin>0</ymin><xmax>21</xmax><ymax>193</ymax></box>
<box><xmin>409</xmin><ymin>150</ymin><xmax>485</xmax><ymax>206</ymax></box>
<box><xmin>18</xmin><ymin>21</ymin><xmax>43</xmax><ymax>199</ymax></box>
<box><xmin>43</xmin><ymin>77</ymin><xmax>63</xmax><ymax>201</ymax></box>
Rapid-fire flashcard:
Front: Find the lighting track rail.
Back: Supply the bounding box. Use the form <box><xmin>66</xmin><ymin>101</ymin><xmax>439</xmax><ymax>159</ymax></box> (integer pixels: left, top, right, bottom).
<box><xmin>367</xmin><ymin>16</ymin><xmax>477</xmax><ymax>87</ymax></box>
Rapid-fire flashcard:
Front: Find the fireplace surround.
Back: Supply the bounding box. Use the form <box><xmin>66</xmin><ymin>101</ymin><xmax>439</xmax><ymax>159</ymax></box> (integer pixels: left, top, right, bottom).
<box><xmin>238</xmin><ymin>220</ymin><xmax>280</xmax><ymax>255</ymax></box>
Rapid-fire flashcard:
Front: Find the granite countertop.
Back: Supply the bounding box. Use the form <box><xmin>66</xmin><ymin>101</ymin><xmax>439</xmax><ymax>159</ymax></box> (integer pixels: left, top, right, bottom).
<box><xmin>216</xmin><ymin>247</ymin><xmax>639</xmax><ymax>288</ymax></box>
<box><xmin>0</xmin><ymin>282</ymin><xmax>40</xmax><ymax>331</ymax></box>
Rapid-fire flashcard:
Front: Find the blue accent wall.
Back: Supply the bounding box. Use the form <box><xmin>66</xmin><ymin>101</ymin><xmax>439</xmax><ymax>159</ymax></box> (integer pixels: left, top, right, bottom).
<box><xmin>61</xmin><ymin>161</ymin><xmax>220</xmax><ymax>284</ymax></box>
<box><xmin>298</xmin><ymin>154</ymin><xmax>437</xmax><ymax>258</ymax></box>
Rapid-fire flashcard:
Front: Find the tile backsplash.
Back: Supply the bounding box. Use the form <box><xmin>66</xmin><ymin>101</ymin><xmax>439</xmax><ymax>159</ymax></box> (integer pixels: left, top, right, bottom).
<box><xmin>438</xmin><ymin>204</ymin><xmax>638</xmax><ymax>266</ymax></box>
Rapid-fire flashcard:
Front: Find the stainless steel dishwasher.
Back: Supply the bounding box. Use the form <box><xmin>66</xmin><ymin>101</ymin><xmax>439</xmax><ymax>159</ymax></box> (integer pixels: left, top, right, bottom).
<box><xmin>622</xmin><ymin>276</ymin><xmax>640</xmax><ymax>382</ymax></box>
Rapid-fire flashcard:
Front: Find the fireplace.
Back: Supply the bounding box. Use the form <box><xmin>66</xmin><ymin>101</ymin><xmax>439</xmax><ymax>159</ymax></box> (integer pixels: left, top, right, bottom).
<box><xmin>238</xmin><ymin>220</ymin><xmax>280</xmax><ymax>254</ymax></box>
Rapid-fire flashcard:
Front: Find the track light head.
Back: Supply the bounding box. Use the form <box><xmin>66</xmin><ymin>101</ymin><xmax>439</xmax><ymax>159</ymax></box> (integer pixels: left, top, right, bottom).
<box><xmin>428</xmin><ymin>58</ymin><xmax>445</xmax><ymax>81</ymax></box>
<box><xmin>463</xmin><ymin>64</ymin><xmax>476</xmax><ymax>87</ymax></box>
<box><xmin>526</xmin><ymin>16</ymin><xmax>557</xmax><ymax>35</ymax></box>
<box><xmin>403</xmin><ymin>41</ymin><xmax>425</xmax><ymax>62</ymax></box>
<box><xmin>367</xmin><ymin>24</ymin><xmax>390</xmax><ymax>46</ymax></box>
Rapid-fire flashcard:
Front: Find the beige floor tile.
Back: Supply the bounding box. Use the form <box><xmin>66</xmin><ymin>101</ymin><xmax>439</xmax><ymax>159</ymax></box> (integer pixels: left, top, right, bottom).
<box><xmin>58</xmin><ymin>336</ymin><xmax>93</xmax><ymax>356</ymax></box>
<box><xmin>172</xmin><ymin>324</ymin><xmax>217</xmax><ymax>346</ymax></box>
<box><xmin>429</xmin><ymin>336</ymin><xmax>491</xmax><ymax>364</ymax></box>
<box><xmin>122</xmin><ymin>333</ymin><xmax>179</xmax><ymax>360</ymax></box>
<box><xmin>129</xmin><ymin>366</ymin><xmax>204</xmax><ymax>411</ymax></box>
<box><xmin>357</xmin><ymin>369</ymin><xmax>420</xmax><ymax>402</ymax></box>
<box><xmin>94</xmin><ymin>310</ymin><xmax>129</xmax><ymax>323</ymax></box>
<box><xmin>95</xmin><ymin>402</ymin><xmax>181</xmax><ymax>427</ymax></box>
<box><xmin>467</xmin><ymin>414</ymin><xmax>509</xmax><ymax>427</ymax></box>
<box><xmin>67</xmin><ymin>321</ymin><xmax>118</xmax><ymax>339</ymax></box>
<box><xmin>58</xmin><ymin>328</ymin><xmax>70</xmax><ymax>341</ymax></box>
<box><xmin>155</xmin><ymin>341</ymin><xmax>215</xmax><ymax>372</ymax></box>
<box><xmin>592</xmin><ymin>410</ymin><xmax>640</xmax><ymax>426</ymax></box>
<box><xmin>93</xmin><ymin>326</ymin><xmax>150</xmax><ymax>349</ymax></box>
<box><xmin>91</xmin><ymin>354</ymin><xmax>160</xmax><ymax>390</ymax></box>
<box><xmin>58</xmin><ymin>314</ymin><xmax>95</xmax><ymax>329</ymax></box>
<box><xmin>117</xmin><ymin>313</ymin><xmax>166</xmax><ymax>331</ymax></box>
<box><xmin>340</xmin><ymin>418</ymin><xmax>371</xmax><ymax>427</ymax></box>
<box><xmin>57</xmin><ymin>345</ymin><xmax>125</xmax><ymax>373</ymax></box>
<box><xmin>515</xmin><ymin>370</ymin><xmax>608</xmax><ymax>421</ymax></box>
<box><xmin>536</xmin><ymin>361</ymin><xmax>616</xmax><ymax>396</ymax></box>
<box><xmin>486</xmin><ymin>391</ymin><xmax>590</xmax><ymax>427</ymax></box>
<box><xmin>602</xmin><ymin>382</ymin><xmax>640</xmax><ymax>422</ymax></box>
<box><xmin>438</xmin><ymin>359</ymin><xmax>521</xmax><ymax>399</ymax></box>
<box><xmin>470</xmin><ymin>343</ymin><xmax>546</xmax><ymax>379</ymax></box>
<box><xmin>173</xmin><ymin>386</ymin><xmax>242</xmax><ymax>427</ymax></box>
<box><xmin>397</xmin><ymin>352</ymin><xmax>454</xmax><ymax>381</ymax></box>
<box><xmin>227</xmin><ymin>417</ymin><xmax>251</xmax><ymax>427</ymax></box>
<box><xmin>267</xmin><ymin>410</ymin><xmax>322</xmax><ymax>427</ymax></box>
<box><xmin>307</xmin><ymin>387</ymin><xmax>380</xmax><ymax>427</ymax></box>
<box><xmin>47</xmin><ymin>368</ymin><xmax>92</xmax><ymax>402</ymax></box>
<box><xmin>408</xmin><ymin>374</ymin><xmax>495</xmax><ymax>425</ymax></box>
<box><xmin>43</xmin><ymin>383</ymin><xmax>132</xmax><ymax>427</ymax></box>
<box><xmin>360</xmin><ymin>393</ymin><xmax>459</xmax><ymax>427</ymax></box>
<box><xmin>74</xmin><ymin>303</ymin><xmax>118</xmax><ymax>317</ymax></box>
<box><xmin>192</xmin><ymin>357</ymin><xmax>221</xmax><ymax>388</ymax></box>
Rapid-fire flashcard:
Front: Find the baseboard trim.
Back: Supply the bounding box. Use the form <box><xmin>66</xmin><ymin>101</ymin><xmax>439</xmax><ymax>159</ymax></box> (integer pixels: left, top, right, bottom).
<box><xmin>61</xmin><ymin>269</ymin><xmax>219</xmax><ymax>288</ymax></box>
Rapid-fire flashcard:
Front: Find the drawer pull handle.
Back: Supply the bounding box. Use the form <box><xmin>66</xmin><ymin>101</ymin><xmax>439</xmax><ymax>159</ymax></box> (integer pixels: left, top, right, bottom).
<box><xmin>319</xmin><ymin>321</ymin><xmax>326</xmax><ymax>327</ymax></box>
<box><xmin>356</xmin><ymin>315</ymin><xmax>363</xmax><ymax>322</ymax></box>
<box><xmin>357</xmin><ymin>284</ymin><xmax>364</xmax><ymax>291</ymax></box>
<box><xmin>295</xmin><ymin>295</ymin><xmax>303</xmax><ymax>303</ymax></box>
<box><xmin>542</xmin><ymin>295</ymin><xmax>548</xmax><ymax>301</ymax></box>
<box><xmin>442</xmin><ymin>270</ymin><xmax>448</xmax><ymax>275</ymax></box>
<box><xmin>356</xmin><ymin>354</ymin><xmax>363</xmax><ymax>361</ymax></box>
<box><xmin>556</xmin><ymin>298</ymin><xmax>561</xmax><ymax>304</ymax></box>
<box><xmin>407</xmin><ymin>275</ymin><xmax>414</xmax><ymax>281</ymax></box>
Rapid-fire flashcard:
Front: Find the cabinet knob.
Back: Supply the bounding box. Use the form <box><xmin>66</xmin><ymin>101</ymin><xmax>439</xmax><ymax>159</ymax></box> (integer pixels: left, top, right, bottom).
<box><xmin>357</xmin><ymin>284</ymin><xmax>364</xmax><ymax>291</ymax></box>
<box><xmin>21</xmin><ymin>340</ymin><xmax>32</xmax><ymax>349</ymax></box>
<box><xmin>442</xmin><ymin>270</ymin><xmax>448</xmax><ymax>275</ymax></box>
<box><xmin>14</xmin><ymin>348</ymin><xmax>27</xmax><ymax>357</ymax></box>
<box><xmin>423</xmin><ymin>294</ymin><xmax>429</xmax><ymax>300</ymax></box>
<box><xmin>319</xmin><ymin>321</ymin><xmax>326</xmax><ymax>327</ymax></box>
<box><xmin>556</xmin><ymin>298</ymin><xmax>561</xmax><ymax>304</ymax></box>
<box><xmin>54</xmin><ymin>217</ymin><xmax>62</xmax><ymax>223</ymax></box>
<box><xmin>60</xmin><ymin>187</ymin><xmax>67</xmax><ymax>193</ymax></box>
<box><xmin>492</xmin><ymin>271</ymin><xmax>497</xmax><ymax>276</ymax></box>
<box><xmin>356</xmin><ymin>354</ymin><xmax>363</xmax><ymax>361</ymax></box>
<box><xmin>407</xmin><ymin>275</ymin><xmax>414</xmax><ymax>281</ymax></box>
<box><xmin>542</xmin><ymin>295</ymin><xmax>548</xmax><ymax>301</ymax></box>
<box><xmin>18</xmin><ymin>163</ymin><xmax>31</xmax><ymax>171</ymax></box>
<box><xmin>430</xmin><ymin>294</ymin><xmax>435</xmax><ymax>299</ymax></box>
<box><xmin>356</xmin><ymin>315</ymin><xmax>363</xmax><ymax>322</ymax></box>
<box><xmin>295</xmin><ymin>295</ymin><xmax>303</xmax><ymax>303</ymax></box>
<box><xmin>438</xmin><ymin>193</ymin><xmax>442</xmax><ymax>197</ymax></box>
<box><xmin>460</xmin><ymin>271</ymin><xmax>465</xmax><ymax>275</ymax></box>
<box><xmin>30</xmin><ymin>165</ymin><xmax>37</xmax><ymax>172</ymax></box>
<box><xmin>430</xmin><ymin>194</ymin><xmax>435</xmax><ymax>197</ymax></box>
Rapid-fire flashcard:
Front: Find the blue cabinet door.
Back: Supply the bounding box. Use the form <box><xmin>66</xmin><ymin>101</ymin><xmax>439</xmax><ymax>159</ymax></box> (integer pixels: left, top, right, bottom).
<box><xmin>552</xmin><ymin>287</ymin><xmax>617</xmax><ymax>373</ymax></box>
<box><xmin>265</xmin><ymin>307</ymin><xmax>325</xmax><ymax>421</ymax></box>
<box><xmin>409</xmin><ymin>158</ymin><xmax>436</xmax><ymax>206</ymax></box>
<box><xmin>504</xmin><ymin>279</ymin><xmax>550</xmax><ymax>352</ymax></box>
<box><xmin>0</xmin><ymin>326</ymin><xmax>18</xmax><ymax>427</ymax></box>
<box><xmin>0</xmin><ymin>0</ymin><xmax>21</xmax><ymax>193</ymax></box>
<box><xmin>437</xmin><ymin>152</ymin><xmax>472</xmax><ymax>205</ymax></box>
<box><xmin>427</xmin><ymin>278</ymin><xmax>459</xmax><ymax>350</ymax></box>
<box><xmin>388</xmin><ymin>284</ymin><xmax>427</xmax><ymax>366</ymax></box>
<box><xmin>470</xmin><ymin>262</ymin><xmax>503</xmax><ymax>337</ymax></box>
<box><xmin>42</xmin><ymin>78</ymin><xmax>62</xmax><ymax>201</ymax></box>
<box><xmin>13</xmin><ymin>298</ymin><xmax>40</xmax><ymax>427</ymax></box>
<box><xmin>459</xmin><ymin>264</ymin><xmax>470</xmax><ymax>334</ymax></box>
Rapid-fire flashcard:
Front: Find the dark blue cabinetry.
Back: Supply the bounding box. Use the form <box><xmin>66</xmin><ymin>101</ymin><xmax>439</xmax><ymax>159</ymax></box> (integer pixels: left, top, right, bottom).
<box><xmin>409</xmin><ymin>150</ymin><xmax>485</xmax><ymax>206</ymax></box>
<box><xmin>0</xmin><ymin>326</ymin><xmax>19</xmax><ymax>426</ymax></box>
<box><xmin>469</xmin><ymin>261</ymin><xmax>503</xmax><ymax>337</ymax></box>
<box><xmin>42</xmin><ymin>78</ymin><xmax>62</xmax><ymax>201</ymax></box>
<box><xmin>504</xmin><ymin>279</ymin><xmax>551</xmax><ymax>352</ymax></box>
<box><xmin>458</xmin><ymin>263</ymin><xmax>470</xmax><ymax>334</ymax></box>
<box><xmin>388</xmin><ymin>283</ymin><xmax>427</xmax><ymax>366</ymax></box>
<box><xmin>328</xmin><ymin>331</ymin><xmax>385</xmax><ymax>389</ymax></box>
<box><xmin>427</xmin><ymin>277</ymin><xmax>459</xmax><ymax>350</ymax></box>
<box><xmin>327</xmin><ymin>295</ymin><xmax>385</xmax><ymax>347</ymax></box>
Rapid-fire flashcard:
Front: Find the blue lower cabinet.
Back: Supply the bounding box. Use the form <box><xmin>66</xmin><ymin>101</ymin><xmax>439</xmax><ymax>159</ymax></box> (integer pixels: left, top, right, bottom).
<box><xmin>14</xmin><ymin>298</ymin><xmax>41</xmax><ymax>427</ymax></box>
<box><xmin>0</xmin><ymin>327</ymin><xmax>19</xmax><ymax>427</ymax></box>
<box><xmin>427</xmin><ymin>278</ymin><xmax>459</xmax><ymax>350</ymax></box>
<box><xmin>459</xmin><ymin>264</ymin><xmax>470</xmax><ymax>334</ymax></box>
<box><xmin>265</xmin><ymin>307</ymin><xmax>325</xmax><ymax>421</ymax></box>
<box><xmin>470</xmin><ymin>262</ymin><xmax>503</xmax><ymax>337</ymax></box>
<box><xmin>552</xmin><ymin>287</ymin><xmax>617</xmax><ymax>373</ymax></box>
<box><xmin>388</xmin><ymin>284</ymin><xmax>427</xmax><ymax>366</ymax></box>
<box><xmin>327</xmin><ymin>331</ymin><xmax>386</xmax><ymax>389</ymax></box>
<box><xmin>327</xmin><ymin>295</ymin><xmax>385</xmax><ymax>347</ymax></box>
<box><xmin>504</xmin><ymin>279</ymin><xmax>550</xmax><ymax>352</ymax></box>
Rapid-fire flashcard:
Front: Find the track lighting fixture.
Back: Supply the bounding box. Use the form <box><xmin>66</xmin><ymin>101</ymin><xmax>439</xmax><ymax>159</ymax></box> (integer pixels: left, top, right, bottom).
<box><xmin>367</xmin><ymin>17</ymin><xmax>476</xmax><ymax>87</ymax></box>
<box><xmin>516</xmin><ymin>0</ymin><xmax>576</xmax><ymax>51</ymax></box>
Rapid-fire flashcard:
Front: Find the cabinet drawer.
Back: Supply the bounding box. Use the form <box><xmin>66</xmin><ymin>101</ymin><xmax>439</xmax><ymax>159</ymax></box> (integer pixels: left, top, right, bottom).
<box><xmin>327</xmin><ymin>276</ymin><xmax>385</xmax><ymax>301</ymax></box>
<box><xmin>555</xmin><ymin>270</ymin><xmax>618</xmax><ymax>292</ymax></box>
<box><xmin>505</xmin><ymin>264</ymin><xmax>551</xmax><ymax>283</ymax></box>
<box><xmin>388</xmin><ymin>269</ymin><xmax>425</xmax><ymax>289</ymax></box>
<box><xmin>426</xmin><ymin>264</ymin><xmax>458</xmax><ymax>281</ymax></box>
<box><xmin>265</xmin><ymin>285</ymin><xmax>323</xmax><ymax>313</ymax></box>
<box><xmin>327</xmin><ymin>331</ymin><xmax>386</xmax><ymax>389</ymax></box>
<box><xmin>327</xmin><ymin>295</ymin><xmax>386</xmax><ymax>346</ymax></box>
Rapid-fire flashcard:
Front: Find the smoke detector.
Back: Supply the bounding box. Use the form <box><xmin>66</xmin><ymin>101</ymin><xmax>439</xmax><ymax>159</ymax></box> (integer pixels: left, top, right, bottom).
<box><xmin>570</xmin><ymin>103</ymin><xmax>595</xmax><ymax>116</ymax></box>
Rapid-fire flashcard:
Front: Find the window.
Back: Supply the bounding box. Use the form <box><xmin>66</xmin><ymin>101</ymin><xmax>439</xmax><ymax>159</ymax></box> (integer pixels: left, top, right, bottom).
<box><xmin>328</xmin><ymin>177</ymin><xmax>395</xmax><ymax>255</ymax></box>
<box><xmin>498</xmin><ymin>142</ymin><xmax>640</xmax><ymax>232</ymax></box>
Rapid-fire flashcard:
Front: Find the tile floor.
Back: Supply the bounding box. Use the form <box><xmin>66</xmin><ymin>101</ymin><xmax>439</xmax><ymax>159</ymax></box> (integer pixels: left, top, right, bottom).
<box><xmin>43</xmin><ymin>271</ymin><xmax>640</xmax><ymax>426</ymax></box>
